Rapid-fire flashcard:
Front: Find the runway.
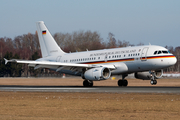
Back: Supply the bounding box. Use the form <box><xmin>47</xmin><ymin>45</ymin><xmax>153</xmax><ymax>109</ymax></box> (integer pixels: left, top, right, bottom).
<box><xmin>0</xmin><ymin>85</ymin><xmax>180</xmax><ymax>93</ymax></box>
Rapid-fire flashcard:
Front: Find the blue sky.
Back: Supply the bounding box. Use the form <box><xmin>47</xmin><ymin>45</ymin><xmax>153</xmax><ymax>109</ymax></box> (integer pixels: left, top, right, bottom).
<box><xmin>0</xmin><ymin>0</ymin><xmax>180</xmax><ymax>47</ymax></box>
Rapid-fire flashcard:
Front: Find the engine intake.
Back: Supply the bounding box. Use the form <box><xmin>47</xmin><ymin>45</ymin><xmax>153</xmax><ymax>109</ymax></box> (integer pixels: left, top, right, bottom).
<box><xmin>135</xmin><ymin>69</ymin><xmax>163</xmax><ymax>80</ymax></box>
<box><xmin>84</xmin><ymin>67</ymin><xmax>111</xmax><ymax>81</ymax></box>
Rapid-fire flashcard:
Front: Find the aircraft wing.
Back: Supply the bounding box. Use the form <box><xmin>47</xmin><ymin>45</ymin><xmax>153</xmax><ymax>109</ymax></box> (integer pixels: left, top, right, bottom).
<box><xmin>4</xmin><ymin>58</ymin><xmax>116</xmax><ymax>70</ymax></box>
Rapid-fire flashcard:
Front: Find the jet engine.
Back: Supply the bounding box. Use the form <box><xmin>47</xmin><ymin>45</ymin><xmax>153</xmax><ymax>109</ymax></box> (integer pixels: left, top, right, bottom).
<box><xmin>83</xmin><ymin>67</ymin><xmax>111</xmax><ymax>81</ymax></box>
<box><xmin>134</xmin><ymin>69</ymin><xmax>163</xmax><ymax>80</ymax></box>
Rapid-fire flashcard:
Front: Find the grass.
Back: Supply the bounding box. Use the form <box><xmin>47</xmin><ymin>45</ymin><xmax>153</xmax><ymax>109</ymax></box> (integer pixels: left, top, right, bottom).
<box><xmin>0</xmin><ymin>77</ymin><xmax>180</xmax><ymax>119</ymax></box>
<box><xmin>0</xmin><ymin>92</ymin><xmax>180</xmax><ymax>119</ymax></box>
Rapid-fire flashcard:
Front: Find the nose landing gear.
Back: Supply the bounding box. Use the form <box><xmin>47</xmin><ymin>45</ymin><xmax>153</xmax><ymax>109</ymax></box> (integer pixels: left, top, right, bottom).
<box><xmin>150</xmin><ymin>71</ymin><xmax>157</xmax><ymax>85</ymax></box>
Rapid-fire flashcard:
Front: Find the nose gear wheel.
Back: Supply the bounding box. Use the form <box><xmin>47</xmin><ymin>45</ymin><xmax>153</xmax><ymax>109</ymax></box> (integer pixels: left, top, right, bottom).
<box><xmin>150</xmin><ymin>79</ymin><xmax>157</xmax><ymax>85</ymax></box>
<box><xmin>150</xmin><ymin>71</ymin><xmax>157</xmax><ymax>85</ymax></box>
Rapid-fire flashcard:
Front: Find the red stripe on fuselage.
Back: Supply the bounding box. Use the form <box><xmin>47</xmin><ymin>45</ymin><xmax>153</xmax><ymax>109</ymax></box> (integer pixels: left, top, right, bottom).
<box><xmin>141</xmin><ymin>55</ymin><xmax>176</xmax><ymax>60</ymax></box>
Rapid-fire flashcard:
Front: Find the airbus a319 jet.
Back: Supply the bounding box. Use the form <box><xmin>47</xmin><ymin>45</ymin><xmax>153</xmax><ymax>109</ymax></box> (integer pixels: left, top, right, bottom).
<box><xmin>4</xmin><ymin>21</ymin><xmax>177</xmax><ymax>87</ymax></box>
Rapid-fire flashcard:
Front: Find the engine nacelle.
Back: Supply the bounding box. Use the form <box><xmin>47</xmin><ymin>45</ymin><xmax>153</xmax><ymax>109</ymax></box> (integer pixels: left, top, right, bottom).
<box><xmin>135</xmin><ymin>69</ymin><xmax>163</xmax><ymax>80</ymax></box>
<box><xmin>84</xmin><ymin>67</ymin><xmax>111</xmax><ymax>81</ymax></box>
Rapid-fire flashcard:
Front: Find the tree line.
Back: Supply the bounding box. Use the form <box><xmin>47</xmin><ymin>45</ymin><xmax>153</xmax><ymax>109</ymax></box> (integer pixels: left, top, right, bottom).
<box><xmin>0</xmin><ymin>31</ymin><xmax>179</xmax><ymax>77</ymax></box>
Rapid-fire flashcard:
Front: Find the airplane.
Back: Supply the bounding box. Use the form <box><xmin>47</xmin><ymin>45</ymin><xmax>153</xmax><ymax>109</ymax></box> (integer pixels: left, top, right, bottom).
<box><xmin>4</xmin><ymin>21</ymin><xmax>177</xmax><ymax>87</ymax></box>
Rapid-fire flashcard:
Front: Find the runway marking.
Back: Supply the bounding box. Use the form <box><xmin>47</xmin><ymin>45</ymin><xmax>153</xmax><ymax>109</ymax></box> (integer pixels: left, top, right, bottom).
<box><xmin>1</xmin><ymin>86</ymin><xmax>180</xmax><ymax>93</ymax></box>
<box><xmin>2</xmin><ymin>87</ymin><xmax>97</xmax><ymax>90</ymax></box>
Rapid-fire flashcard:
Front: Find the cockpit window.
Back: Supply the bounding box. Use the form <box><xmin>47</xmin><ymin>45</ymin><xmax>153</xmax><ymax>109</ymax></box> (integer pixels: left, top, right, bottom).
<box><xmin>162</xmin><ymin>51</ymin><xmax>168</xmax><ymax>54</ymax></box>
<box><xmin>154</xmin><ymin>50</ymin><xmax>170</xmax><ymax>55</ymax></box>
<box><xmin>158</xmin><ymin>51</ymin><xmax>162</xmax><ymax>54</ymax></box>
<box><xmin>154</xmin><ymin>51</ymin><xmax>157</xmax><ymax>55</ymax></box>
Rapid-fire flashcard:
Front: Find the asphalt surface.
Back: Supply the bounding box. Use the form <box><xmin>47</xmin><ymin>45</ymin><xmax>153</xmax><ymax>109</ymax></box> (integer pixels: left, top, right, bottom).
<box><xmin>0</xmin><ymin>85</ymin><xmax>180</xmax><ymax>93</ymax></box>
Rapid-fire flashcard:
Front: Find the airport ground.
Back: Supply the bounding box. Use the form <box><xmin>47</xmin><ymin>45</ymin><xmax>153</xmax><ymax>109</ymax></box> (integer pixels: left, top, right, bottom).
<box><xmin>0</xmin><ymin>77</ymin><xmax>180</xmax><ymax>119</ymax></box>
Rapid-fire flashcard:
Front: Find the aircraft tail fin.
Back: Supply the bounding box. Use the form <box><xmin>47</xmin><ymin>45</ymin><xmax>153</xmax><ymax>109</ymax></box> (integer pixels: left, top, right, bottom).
<box><xmin>36</xmin><ymin>21</ymin><xmax>65</xmax><ymax>58</ymax></box>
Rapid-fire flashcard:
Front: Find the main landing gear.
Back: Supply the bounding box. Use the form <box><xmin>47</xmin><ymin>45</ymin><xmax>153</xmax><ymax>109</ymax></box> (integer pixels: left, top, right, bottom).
<box><xmin>83</xmin><ymin>80</ymin><xmax>93</xmax><ymax>87</ymax></box>
<box><xmin>150</xmin><ymin>71</ymin><xmax>157</xmax><ymax>85</ymax></box>
<box><xmin>117</xmin><ymin>74</ymin><xmax>128</xmax><ymax>87</ymax></box>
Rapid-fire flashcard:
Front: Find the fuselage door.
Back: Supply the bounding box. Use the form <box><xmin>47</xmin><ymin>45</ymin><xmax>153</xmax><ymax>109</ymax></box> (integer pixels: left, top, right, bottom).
<box><xmin>56</xmin><ymin>56</ymin><xmax>61</xmax><ymax>62</ymax></box>
<box><xmin>141</xmin><ymin>47</ymin><xmax>149</xmax><ymax>61</ymax></box>
<box><xmin>104</xmin><ymin>54</ymin><xmax>108</xmax><ymax>62</ymax></box>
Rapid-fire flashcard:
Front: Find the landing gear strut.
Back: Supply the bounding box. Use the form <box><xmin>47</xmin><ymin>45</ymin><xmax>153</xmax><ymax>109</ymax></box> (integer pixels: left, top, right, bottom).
<box><xmin>118</xmin><ymin>74</ymin><xmax>128</xmax><ymax>87</ymax></box>
<box><xmin>83</xmin><ymin>80</ymin><xmax>93</xmax><ymax>87</ymax></box>
<box><xmin>150</xmin><ymin>71</ymin><xmax>157</xmax><ymax>85</ymax></box>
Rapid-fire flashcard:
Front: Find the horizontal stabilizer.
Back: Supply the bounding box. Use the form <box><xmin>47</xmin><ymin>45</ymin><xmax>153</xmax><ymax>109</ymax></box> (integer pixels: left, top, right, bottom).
<box><xmin>4</xmin><ymin>58</ymin><xmax>8</xmax><ymax>64</ymax></box>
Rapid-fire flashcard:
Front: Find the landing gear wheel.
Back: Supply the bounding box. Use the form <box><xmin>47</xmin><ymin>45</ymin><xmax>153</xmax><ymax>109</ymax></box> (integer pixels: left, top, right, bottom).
<box><xmin>118</xmin><ymin>79</ymin><xmax>128</xmax><ymax>87</ymax></box>
<box><xmin>150</xmin><ymin>80</ymin><xmax>157</xmax><ymax>85</ymax></box>
<box><xmin>150</xmin><ymin>80</ymin><xmax>154</xmax><ymax>85</ymax></box>
<box><xmin>83</xmin><ymin>80</ymin><xmax>93</xmax><ymax>87</ymax></box>
<box><xmin>149</xmin><ymin>70</ymin><xmax>158</xmax><ymax>85</ymax></box>
<box><xmin>123</xmin><ymin>79</ymin><xmax>128</xmax><ymax>86</ymax></box>
<box><xmin>118</xmin><ymin>80</ymin><xmax>123</xmax><ymax>86</ymax></box>
<box><xmin>154</xmin><ymin>80</ymin><xmax>157</xmax><ymax>85</ymax></box>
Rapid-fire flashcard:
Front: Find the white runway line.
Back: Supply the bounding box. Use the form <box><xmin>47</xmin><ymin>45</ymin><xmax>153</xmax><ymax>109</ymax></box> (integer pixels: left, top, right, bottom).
<box><xmin>3</xmin><ymin>87</ymin><xmax>97</xmax><ymax>90</ymax></box>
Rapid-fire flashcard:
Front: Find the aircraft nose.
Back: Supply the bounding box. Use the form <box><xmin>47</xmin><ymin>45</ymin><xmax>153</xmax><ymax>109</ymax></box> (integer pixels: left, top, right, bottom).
<box><xmin>169</xmin><ymin>56</ymin><xmax>177</xmax><ymax>65</ymax></box>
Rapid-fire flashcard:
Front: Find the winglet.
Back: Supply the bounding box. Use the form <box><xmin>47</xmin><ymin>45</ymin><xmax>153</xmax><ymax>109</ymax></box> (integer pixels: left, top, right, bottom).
<box><xmin>4</xmin><ymin>58</ymin><xmax>8</xmax><ymax>65</ymax></box>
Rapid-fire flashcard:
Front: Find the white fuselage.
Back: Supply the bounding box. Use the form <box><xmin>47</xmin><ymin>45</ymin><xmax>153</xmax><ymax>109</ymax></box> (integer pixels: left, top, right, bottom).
<box><xmin>40</xmin><ymin>45</ymin><xmax>177</xmax><ymax>76</ymax></box>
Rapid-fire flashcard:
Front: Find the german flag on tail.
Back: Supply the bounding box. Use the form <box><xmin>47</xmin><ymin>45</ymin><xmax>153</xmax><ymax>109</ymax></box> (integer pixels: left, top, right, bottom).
<box><xmin>42</xmin><ymin>30</ymin><xmax>46</xmax><ymax>35</ymax></box>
